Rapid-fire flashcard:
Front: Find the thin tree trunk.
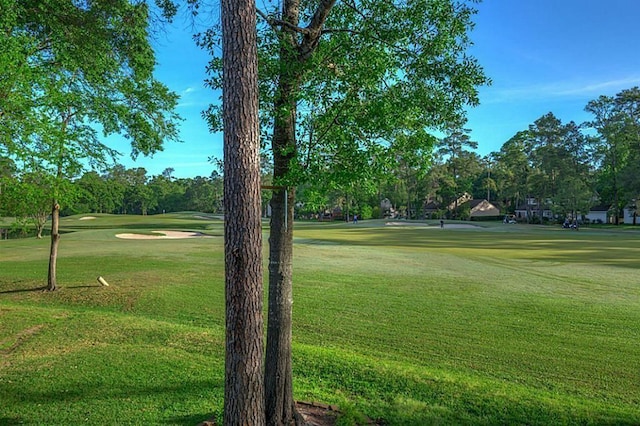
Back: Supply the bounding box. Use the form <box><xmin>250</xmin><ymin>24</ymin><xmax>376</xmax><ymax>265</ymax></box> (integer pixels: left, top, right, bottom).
<box><xmin>47</xmin><ymin>200</ymin><xmax>60</xmax><ymax>291</ymax></box>
<box><xmin>264</xmin><ymin>0</ymin><xmax>303</xmax><ymax>422</ymax></box>
<box><xmin>613</xmin><ymin>161</ymin><xmax>619</xmax><ymax>225</ymax></box>
<box><xmin>264</xmin><ymin>1</ymin><xmax>336</xmax><ymax>424</ymax></box>
<box><xmin>345</xmin><ymin>193</ymin><xmax>350</xmax><ymax>222</ymax></box>
<box><xmin>221</xmin><ymin>0</ymin><xmax>265</xmax><ymax>424</ymax></box>
<box><xmin>265</xmin><ymin>187</ymin><xmax>300</xmax><ymax>426</ymax></box>
<box><xmin>265</xmin><ymin>58</ymin><xmax>303</xmax><ymax>425</ymax></box>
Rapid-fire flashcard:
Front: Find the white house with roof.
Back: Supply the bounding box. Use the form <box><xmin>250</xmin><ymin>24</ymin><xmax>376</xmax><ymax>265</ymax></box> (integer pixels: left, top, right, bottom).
<box><xmin>623</xmin><ymin>206</ymin><xmax>638</xmax><ymax>224</ymax></box>
<box><xmin>586</xmin><ymin>205</ymin><xmax>611</xmax><ymax>224</ymax></box>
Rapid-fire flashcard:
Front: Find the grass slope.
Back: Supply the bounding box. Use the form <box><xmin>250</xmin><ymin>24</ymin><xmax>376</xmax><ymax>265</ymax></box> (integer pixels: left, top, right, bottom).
<box><xmin>1</xmin><ymin>216</ymin><xmax>639</xmax><ymax>424</ymax></box>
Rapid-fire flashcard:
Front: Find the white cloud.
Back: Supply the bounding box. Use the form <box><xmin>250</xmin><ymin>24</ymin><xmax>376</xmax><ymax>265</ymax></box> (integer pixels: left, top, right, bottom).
<box><xmin>554</xmin><ymin>77</ymin><xmax>640</xmax><ymax>96</ymax></box>
<box><xmin>176</xmin><ymin>85</ymin><xmax>218</xmax><ymax>109</ymax></box>
<box><xmin>483</xmin><ymin>75</ymin><xmax>640</xmax><ymax>104</ymax></box>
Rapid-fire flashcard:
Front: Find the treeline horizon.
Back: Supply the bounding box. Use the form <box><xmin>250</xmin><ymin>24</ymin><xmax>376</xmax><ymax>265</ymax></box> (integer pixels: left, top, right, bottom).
<box><xmin>2</xmin><ymin>86</ymin><xmax>640</xmax><ymax>231</ymax></box>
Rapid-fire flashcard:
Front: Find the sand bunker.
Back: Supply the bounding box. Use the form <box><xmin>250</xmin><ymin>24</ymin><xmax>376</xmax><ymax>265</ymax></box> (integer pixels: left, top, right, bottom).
<box><xmin>385</xmin><ymin>222</ymin><xmax>480</xmax><ymax>229</ymax></box>
<box><xmin>79</xmin><ymin>216</ymin><xmax>97</xmax><ymax>220</ymax></box>
<box><xmin>115</xmin><ymin>230</ymin><xmax>210</xmax><ymax>240</ymax></box>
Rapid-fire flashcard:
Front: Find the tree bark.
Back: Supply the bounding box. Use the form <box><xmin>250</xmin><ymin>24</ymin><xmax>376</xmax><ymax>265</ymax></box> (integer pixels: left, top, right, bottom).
<box><xmin>265</xmin><ymin>187</ymin><xmax>299</xmax><ymax>426</ymax></box>
<box><xmin>221</xmin><ymin>0</ymin><xmax>265</xmax><ymax>424</ymax></box>
<box><xmin>613</xmin><ymin>150</ymin><xmax>619</xmax><ymax>225</ymax></box>
<box><xmin>265</xmin><ymin>59</ymin><xmax>301</xmax><ymax>426</ymax></box>
<box><xmin>47</xmin><ymin>200</ymin><xmax>60</xmax><ymax>291</ymax></box>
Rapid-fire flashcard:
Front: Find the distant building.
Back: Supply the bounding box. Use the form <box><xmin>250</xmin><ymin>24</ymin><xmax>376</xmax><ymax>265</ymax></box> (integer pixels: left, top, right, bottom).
<box><xmin>586</xmin><ymin>205</ymin><xmax>611</xmax><ymax>224</ymax></box>
<box><xmin>423</xmin><ymin>200</ymin><xmax>440</xmax><ymax>218</ymax></box>
<box><xmin>514</xmin><ymin>198</ymin><xmax>553</xmax><ymax>221</ymax></box>
<box><xmin>623</xmin><ymin>205</ymin><xmax>638</xmax><ymax>225</ymax></box>
<box><xmin>380</xmin><ymin>198</ymin><xmax>401</xmax><ymax>218</ymax></box>
<box><xmin>469</xmin><ymin>199</ymin><xmax>500</xmax><ymax>218</ymax></box>
<box><xmin>422</xmin><ymin>197</ymin><xmax>500</xmax><ymax>219</ymax></box>
<box><xmin>447</xmin><ymin>192</ymin><xmax>473</xmax><ymax>211</ymax></box>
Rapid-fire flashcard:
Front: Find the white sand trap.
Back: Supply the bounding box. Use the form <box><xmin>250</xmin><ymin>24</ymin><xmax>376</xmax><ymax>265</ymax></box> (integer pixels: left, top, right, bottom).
<box><xmin>437</xmin><ymin>223</ymin><xmax>480</xmax><ymax>229</ymax></box>
<box><xmin>115</xmin><ymin>230</ymin><xmax>210</xmax><ymax>240</ymax></box>
<box><xmin>385</xmin><ymin>222</ymin><xmax>480</xmax><ymax>229</ymax></box>
<box><xmin>79</xmin><ymin>216</ymin><xmax>97</xmax><ymax>220</ymax></box>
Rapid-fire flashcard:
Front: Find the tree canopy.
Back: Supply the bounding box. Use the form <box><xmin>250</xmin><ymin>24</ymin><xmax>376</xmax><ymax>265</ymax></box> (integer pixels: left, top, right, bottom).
<box><xmin>1</xmin><ymin>0</ymin><xmax>182</xmax><ymax>290</ymax></box>
<box><xmin>1</xmin><ymin>0</ymin><xmax>181</xmax><ymax>166</ymax></box>
<box><xmin>199</xmin><ymin>0</ymin><xmax>489</xmax><ymax>190</ymax></box>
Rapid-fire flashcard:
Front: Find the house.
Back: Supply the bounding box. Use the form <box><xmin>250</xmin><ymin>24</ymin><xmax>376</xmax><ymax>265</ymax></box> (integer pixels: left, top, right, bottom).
<box><xmin>380</xmin><ymin>198</ymin><xmax>399</xmax><ymax>218</ymax></box>
<box><xmin>586</xmin><ymin>204</ymin><xmax>611</xmax><ymax>224</ymax></box>
<box><xmin>423</xmin><ymin>200</ymin><xmax>440</xmax><ymax>218</ymax></box>
<box><xmin>422</xmin><ymin>197</ymin><xmax>500</xmax><ymax>219</ymax></box>
<box><xmin>422</xmin><ymin>194</ymin><xmax>474</xmax><ymax>219</ymax></box>
<box><xmin>468</xmin><ymin>199</ymin><xmax>500</xmax><ymax>218</ymax></box>
<box><xmin>623</xmin><ymin>206</ymin><xmax>638</xmax><ymax>225</ymax></box>
<box><xmin>514</xmin><ymin>198</ymin><xmax>553</xmax><ymax>221</ymax></box>
<box><xmin>447</xmin><ymin>192</ymin><xmax>473</xmax><ymax>210</ymax></box>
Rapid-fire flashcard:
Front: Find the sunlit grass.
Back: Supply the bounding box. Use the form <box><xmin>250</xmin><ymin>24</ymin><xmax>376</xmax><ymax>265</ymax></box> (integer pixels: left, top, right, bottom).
<box><xmin>1</xmin><ymin>216</ymin><xmax>639</xmax><ymax>424</ymax></box>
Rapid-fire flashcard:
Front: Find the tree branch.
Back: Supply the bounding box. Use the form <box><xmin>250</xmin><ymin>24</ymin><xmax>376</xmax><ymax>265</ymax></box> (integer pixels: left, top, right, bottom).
<box><xmin>306</xmin><ymin>0</ymin><xmax>337</xmax><ymax>34</ymax></box>
<box><xmin>298</xmin><ymin>0</ymin><xmax>337</xmax><ymax>60</ymax></box>
<box><xmin>338</xmin><ymin>0</ymin><xmax>415</xmax><ymax>56</ymax></box>
<box><xmin>321</xmin><ymin>27</ymin><xmax>358</xmax><ymax>35</ymax></box>
<box><xmin>256</xmin><ymin>7</ymin><xmax>310</xmax><ymax>35</ymax></box>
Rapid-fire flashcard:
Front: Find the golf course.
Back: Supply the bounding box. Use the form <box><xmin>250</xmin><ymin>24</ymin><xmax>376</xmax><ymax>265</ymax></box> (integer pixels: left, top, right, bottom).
<box><xmin>1</xmin><ymin>213</ymin><xmax>639</xmax><ymax>425</ymax></box>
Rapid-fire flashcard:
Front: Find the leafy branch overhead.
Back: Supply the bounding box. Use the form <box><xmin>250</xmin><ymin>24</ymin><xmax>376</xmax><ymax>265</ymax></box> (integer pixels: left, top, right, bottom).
<box><xmin>1</xmin><ymin>0</ymin><xmax>182</xmax><ymax>167</ymax></box>
<box><xmin>199</xmin><ymin>0</ymin><xmax>489</xmax><ymax>190</ymax></box>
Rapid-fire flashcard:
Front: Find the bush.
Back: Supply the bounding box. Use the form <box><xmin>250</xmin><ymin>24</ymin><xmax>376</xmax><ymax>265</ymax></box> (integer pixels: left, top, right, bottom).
<box><xmin>10</xmin><ymin>219</ymin><xmax>30</xmax><ymax>238</ymax></box>
<box><xmin>360</xmin><ymin>205</ymin><xmax>373</xmax><ymax>220</ymax></box>
<box><xmin>371</xmin><ymin>206</ymin><xmax>381</xmax><ymax>219</ymax></box>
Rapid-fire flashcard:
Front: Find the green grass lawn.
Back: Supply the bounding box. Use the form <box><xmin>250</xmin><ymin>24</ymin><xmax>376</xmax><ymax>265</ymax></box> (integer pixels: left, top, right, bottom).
<box><xmin>1</xmin><ymin>214</ymin><xmax>639</xmax><ymax>424</ymax></box>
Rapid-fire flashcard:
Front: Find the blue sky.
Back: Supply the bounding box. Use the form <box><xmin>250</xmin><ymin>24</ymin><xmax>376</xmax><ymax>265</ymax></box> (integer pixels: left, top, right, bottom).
<box><xmin>116</xmin><ymin>0</ymin><xmax>640</xmax><ymax>178</ymax></box>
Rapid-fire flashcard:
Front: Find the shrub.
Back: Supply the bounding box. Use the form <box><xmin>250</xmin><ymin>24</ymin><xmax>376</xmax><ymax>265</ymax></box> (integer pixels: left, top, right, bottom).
<box><xmin>360</xmin><ymin>205</ymin><xmax>373</xmax><ymax>220</ymax></box>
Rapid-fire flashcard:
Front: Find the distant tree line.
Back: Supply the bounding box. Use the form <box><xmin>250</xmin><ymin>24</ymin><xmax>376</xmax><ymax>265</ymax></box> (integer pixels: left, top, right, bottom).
<box><xmin>3</xmin><ymin>87</ymin><xmax>640</xmax><ymax>232</ymax></box>
<box><xmin>296</xmin><ymin>87</ymin><xmax>640</xmax><ymax>224</ymax></box>
<box><xmin>0</xmin><ymin>164</ymin><xmax>223</xmax><ymax>236</ymax></box>
<box><xmin>68</xmin><ymin>166</ymin><xmax>224</xmax><ymax>216</ymax></box>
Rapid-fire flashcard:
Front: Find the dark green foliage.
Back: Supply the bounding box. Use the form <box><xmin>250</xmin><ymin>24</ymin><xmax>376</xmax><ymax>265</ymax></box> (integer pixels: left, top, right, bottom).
<box><xmin>198</xmin><ymin>0</ymin><xmax>489</xmax><ymax>191</ymax></box>
<box><xmin>1</xmin><ymin>0</ymin><xmax>181</xmax><ymax>170</ymax></box>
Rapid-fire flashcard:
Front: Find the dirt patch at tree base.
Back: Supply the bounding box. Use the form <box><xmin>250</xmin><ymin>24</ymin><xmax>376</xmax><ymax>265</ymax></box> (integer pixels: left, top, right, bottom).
<box><xmin>197</xmin><ymin>401</ymin><xmax>383</xmax><ymax>425</ymax></box>
<box><xmin>296</xmin><ymin>401</ymin><xmax>340</xmax><ymax>425</ymax></box>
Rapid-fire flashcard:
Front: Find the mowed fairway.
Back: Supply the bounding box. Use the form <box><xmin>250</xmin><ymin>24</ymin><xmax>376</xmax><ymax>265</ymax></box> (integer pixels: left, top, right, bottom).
<box><xmin>1</xmin><ymin>214</ymin><xmax>639</xmax><ymax>424</ymax></box>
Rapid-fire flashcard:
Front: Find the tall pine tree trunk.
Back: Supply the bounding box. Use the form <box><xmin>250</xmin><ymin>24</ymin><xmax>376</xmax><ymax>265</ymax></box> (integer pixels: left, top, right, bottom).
<box><xmin>47</xmin><ymin>200</ymin><xmax>60</xmax><ymax>291</ymax></box>
<box><xmin>221</xmin><ymin>0</ymin><xmax>265</xmax><ymax>424</ymax></box>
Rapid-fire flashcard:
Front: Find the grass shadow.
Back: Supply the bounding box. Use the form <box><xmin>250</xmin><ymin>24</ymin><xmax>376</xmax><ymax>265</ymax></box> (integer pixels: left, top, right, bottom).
<box><xmin>306</xmin><ymin>225</ymin><xmax>640</xmax><ymax>270</ymax></box>
<box><xmin>0</xmin><ymin>417</ymin><xmax>24</xmax><ymax>425</ymax></box>
<box><xmin>165</xmin><ymin>413</ymin><xmax>218</xmax><ymax>425</ymax></box>
<box><xmin>294</xmin><ymin>346</ymin><xmax>640</xmax><ymax>425</ymax></box>
<box><xmin>0</xmin><ymin>286</ymin><xmax>47</xmax><ymax>294</ymax></box>
<box><xmin>0</xmin><ymin>378</ymin><xmax>224</xmax><ymax>424</ymax></box>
